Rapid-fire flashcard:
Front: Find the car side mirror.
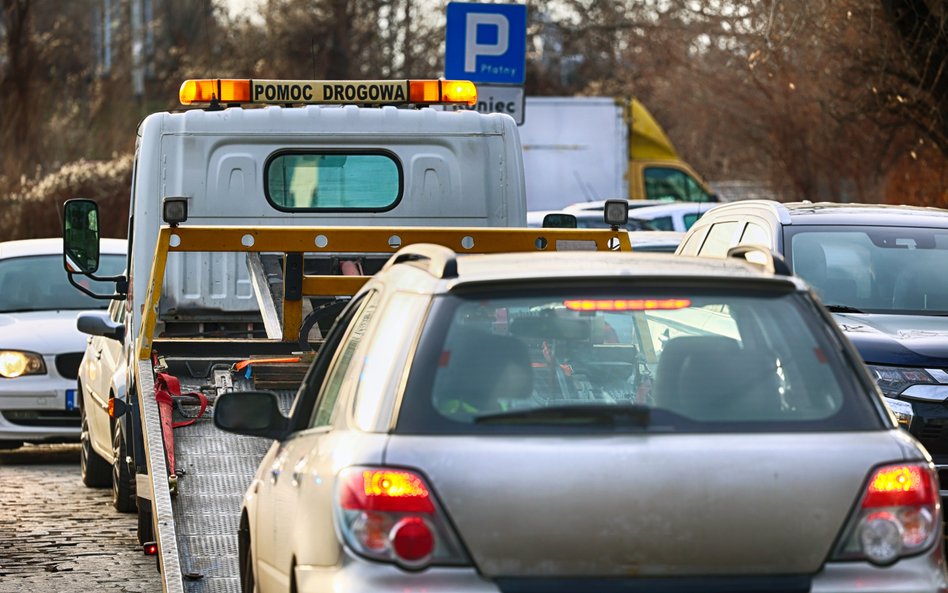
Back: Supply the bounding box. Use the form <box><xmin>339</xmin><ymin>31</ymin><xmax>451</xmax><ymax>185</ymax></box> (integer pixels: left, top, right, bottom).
<box><xmin>542</xmin><ymin>213</ymin><xmax>577</xmax><ymax>228</ymax></box>
<box><xmin>77</xmin><ymin>311</ymin><xmax>125</xmax><ymax>344</ymax></box>
<box><xmin>214</xmin><ymin>390</ymin><xmax>289</xmax><ymax>440</ymax></box>
<box><xmin>63</xmin><ymin>199</ymin><xmax>101</xmax><ymax>275</ymax></box>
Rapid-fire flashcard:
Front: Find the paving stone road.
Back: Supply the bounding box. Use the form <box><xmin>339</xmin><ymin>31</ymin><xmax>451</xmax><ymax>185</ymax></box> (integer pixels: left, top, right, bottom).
<box><xmin>0</xmin><ymin>444</ymin><xmax>160</xmax><ymax>593</ymax></box>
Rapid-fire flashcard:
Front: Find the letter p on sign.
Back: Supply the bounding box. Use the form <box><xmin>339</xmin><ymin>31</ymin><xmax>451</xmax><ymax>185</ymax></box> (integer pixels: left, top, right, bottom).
<box><xmin>445</xmin><ymin>2</ymin><xmax>526</xmax><ymax>85</ymax></box>
<box><xmin>465</xmin><ymin>13</ymin><xmax>508</xmax><ymax>72</ymax></box>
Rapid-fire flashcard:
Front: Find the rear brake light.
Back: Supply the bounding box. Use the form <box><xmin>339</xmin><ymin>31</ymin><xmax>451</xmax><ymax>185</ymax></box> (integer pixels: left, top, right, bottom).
<box><xmin>834</xmin><ymin>463</ymin><xmax>940</xmax><ymax>565</ymax></box>
<box><xmin>334</xmin><ymin>467</ymin><xmax>468</xmax><ymax>569</ymax></box>
<box><xmin>563</xmin><ymin>298</ymin><xmax>691</xmax><ymax>311</ymax></box>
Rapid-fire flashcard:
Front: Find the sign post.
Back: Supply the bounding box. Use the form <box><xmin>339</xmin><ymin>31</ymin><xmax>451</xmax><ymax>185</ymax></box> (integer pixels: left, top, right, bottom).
<box><xmin>445</xmin><ymin>2</ymin><xmax>527</xmax><ymax>124</ymax></box>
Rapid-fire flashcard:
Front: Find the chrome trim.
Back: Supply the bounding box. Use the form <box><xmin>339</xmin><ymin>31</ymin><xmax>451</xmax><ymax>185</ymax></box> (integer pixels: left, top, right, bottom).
<box><xmin>901</xmin><ymin>384</ymin><xmax>948</xmax><ymax>402</ymax></box>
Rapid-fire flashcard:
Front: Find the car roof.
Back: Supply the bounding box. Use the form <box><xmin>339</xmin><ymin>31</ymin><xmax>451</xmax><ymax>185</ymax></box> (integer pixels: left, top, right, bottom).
<box><xmin>0</xmin><ymin>237</ymin><xmax>127</xmax><ymax>259</ymax></box>
<box><xmin>563</xmin><ymin>199</ymin><xmax>671</xmax><ymax>212</ymax></box>
<box><xmin>627</xmin><ymin>230</ymin><xmax>685</xmax><ymax>246</ymax></box>
<box><xmin>627</xmin><ymin>202</ymin><xmax>722</xmax><ymax>219</ymax></box>
<box><xmin>438</xmin><ymin>251</ymin><xmax>803</xmax><ymax>291</ymax></box>
<box><xmin>709</xmin><ymin>200</ymin><xmax>948</xmax><ymax>227</ymax></box>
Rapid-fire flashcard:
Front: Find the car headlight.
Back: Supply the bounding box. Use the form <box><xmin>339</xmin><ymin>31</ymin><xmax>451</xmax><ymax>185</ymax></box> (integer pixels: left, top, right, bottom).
<box><xmin>0</xmin><ymin>351</ymin><xmax>46</xmax><ymax>378</ymax></box>
<box><xmin>883</xmin><ymin>396</ymin><xmax>914</xmax><ymax>429</ymax></box>
<box><xmin>866</xmin><ymin>365</ymin><xmax>934</xmax><ymax>398</ymax></box>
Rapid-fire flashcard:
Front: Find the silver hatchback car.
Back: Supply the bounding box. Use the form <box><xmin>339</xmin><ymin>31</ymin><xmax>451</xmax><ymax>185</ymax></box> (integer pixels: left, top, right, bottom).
<box><xmin>216</xmin><ymin>246</ymin><xmax>948</xmax><ymax>593</ymax></box>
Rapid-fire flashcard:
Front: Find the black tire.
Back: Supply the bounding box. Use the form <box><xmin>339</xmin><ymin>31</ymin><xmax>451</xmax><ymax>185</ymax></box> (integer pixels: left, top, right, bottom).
<box><xmin>239</xmin><ymin>513</ymin><xmax>254</xmax><ymax>593</ymax></box>
<box><xmin>137</xmin><ymin>496</ymin><xmax>154</xmax><ymax>545</ymax></box>
<box><xmin>80</xmin><ymin>403</ymin><xmax>111</xmax><ymax>488</ymax></box>
<box><xmin>111</xmin><ymin>420</ymin><xmax>136</xmax><ymax>513</ymax></box>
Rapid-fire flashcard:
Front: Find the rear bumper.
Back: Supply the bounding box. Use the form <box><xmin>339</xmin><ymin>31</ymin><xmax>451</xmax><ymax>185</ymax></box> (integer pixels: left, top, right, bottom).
<box><xmin>294</xmin><ymin>547</ymin><xmax>947</xmax><ymax>593</ymax></box>
<box><xmin>0</xmin><ymin>373</ymin><xmax>80</xmax><ymax>443</ymax></box>
<box><xmin>812</xmin><ymin>551</ymin><xmax>948</xmax><ymax>592</ymax></box>
<box><xmin>295</xmin><ymin>548</ymin><xmax>499</xmax><ymax>593</ymax></box>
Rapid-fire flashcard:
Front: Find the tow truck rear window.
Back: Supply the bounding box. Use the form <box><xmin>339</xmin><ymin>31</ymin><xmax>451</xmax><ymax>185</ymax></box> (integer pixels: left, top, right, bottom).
<box><xmin>265</xmin><ymin>151</ymin><xmax>402</xmax><ymax>211</ymax></box>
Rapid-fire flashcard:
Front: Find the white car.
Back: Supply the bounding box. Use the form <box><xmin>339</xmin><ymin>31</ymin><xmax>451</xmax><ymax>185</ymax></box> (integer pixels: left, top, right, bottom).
<box><xmin>0</xmin><ymin>238</ymin><xmax>126</xmax><ymax>450</ymax></box>
<box><xmin>624</xmin><ymin>201</ymin><xmax>722</xmax><ymax>232</ymax></box>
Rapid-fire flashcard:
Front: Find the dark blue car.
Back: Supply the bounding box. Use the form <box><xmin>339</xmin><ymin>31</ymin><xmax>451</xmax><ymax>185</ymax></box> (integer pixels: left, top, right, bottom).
<box><xmin>678</xmin><ymin>200</ymin><xmax>948</xmax><ymax>493</ymax></box>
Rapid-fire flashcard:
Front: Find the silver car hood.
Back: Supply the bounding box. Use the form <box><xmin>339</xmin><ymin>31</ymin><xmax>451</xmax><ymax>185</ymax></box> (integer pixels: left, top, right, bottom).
<box><xmin>385</xmin><ymin>430</ymin><xmax>909</xmax><ymax>577</ymax></box>
<box><xmin>0</xmin><ymin>310</ymin><xmax>89</xmax><ymax>354</ymax></box>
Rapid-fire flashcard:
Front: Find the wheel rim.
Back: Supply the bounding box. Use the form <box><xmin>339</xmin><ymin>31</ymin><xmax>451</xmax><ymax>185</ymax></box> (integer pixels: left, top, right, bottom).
<box><xmin>80</xmin><ymin>409</ymin><xmax>91</xmax><ymax>478</ymax></box>
<box><xmin>111</xmin><ymin>424</ymin><xmax>122</xmax><ymax>505</ymax></box>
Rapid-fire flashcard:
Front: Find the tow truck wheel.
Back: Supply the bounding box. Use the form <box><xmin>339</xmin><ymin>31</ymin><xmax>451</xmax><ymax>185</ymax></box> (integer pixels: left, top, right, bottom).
<box><xmin>111</xmin><ymin>421</ymin><xmax>136</xmax><ymax>512</ymax></box>
<box><xmin>80</xmin><ymin>404</ymin><xmax>111</xmax><ymax>488</ymax></box>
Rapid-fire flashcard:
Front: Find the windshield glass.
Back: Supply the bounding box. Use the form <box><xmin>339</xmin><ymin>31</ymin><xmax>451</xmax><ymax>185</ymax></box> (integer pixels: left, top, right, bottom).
<box><xmin>787</xmin><ymin>226</ymin><xmax>948</xmax><ymax>314</ymax></box>
<box><xmin>0</xmin><ymin>254</ymin><xmax>125</xmax><ymax>313</ymax></box>
<box><xmin>397</xmin><ymin>286</ymin><xmax>880</xmax><ymax>434</ymax></box>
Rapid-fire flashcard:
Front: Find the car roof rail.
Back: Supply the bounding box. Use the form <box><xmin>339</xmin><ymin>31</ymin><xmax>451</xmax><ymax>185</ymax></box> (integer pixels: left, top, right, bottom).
<box><xmin>384</xmin><ymin>243</ymin><xmax>459</xmax><ymax>279</ymax></box>
<box><xmin>726</xmin><ymin>244</ymin><xmax>792</xmax><ymax>276</ymax></box>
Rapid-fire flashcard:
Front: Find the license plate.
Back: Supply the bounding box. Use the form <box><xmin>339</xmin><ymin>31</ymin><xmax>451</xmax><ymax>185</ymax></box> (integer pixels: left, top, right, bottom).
<box><xmin>65</xmin><ymin>389</ymin><xmax>78</xmax><ymax>411</ymax></box>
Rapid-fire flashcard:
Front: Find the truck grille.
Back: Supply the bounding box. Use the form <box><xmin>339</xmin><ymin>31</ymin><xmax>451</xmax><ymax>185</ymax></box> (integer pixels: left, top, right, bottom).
<box><xmin>55</xmin><ymin>353</ymin><xmax>84</xmax><ymax>380</ymax></box>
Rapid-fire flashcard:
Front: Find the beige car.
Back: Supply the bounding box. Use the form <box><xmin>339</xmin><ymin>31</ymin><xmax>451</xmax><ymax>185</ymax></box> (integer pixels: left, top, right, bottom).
<box><xmin>216</xmin><ymin>246</ymin><xmax>947</xmax><ymax>593</ymax></box>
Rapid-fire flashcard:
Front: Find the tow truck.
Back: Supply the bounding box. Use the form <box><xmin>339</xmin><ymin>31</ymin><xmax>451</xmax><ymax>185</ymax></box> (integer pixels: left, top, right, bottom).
<box><xmin>65</xmin><ymin>77</ymin><xmax>528</xmax><ymax>536</ymax></box>
<box><xmin>61</xmin><ymin>78</ymin><xmax>635</xmax><ymax>591</ymax></box>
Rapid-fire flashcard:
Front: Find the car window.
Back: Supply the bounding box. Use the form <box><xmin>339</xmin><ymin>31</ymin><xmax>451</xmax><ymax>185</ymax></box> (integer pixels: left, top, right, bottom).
<box><xmin>677</xmin><ymin>225</ymin><xmax>709</xmax><ymax>256</ymax></box>
<box><xmin>739</xmin><ymin>222</ymin><xmax>770</xmax><ymax>247</ymax></box>
<box><xmin>647</xmin><ymin>216</ymin><xmax>674</xmax><ymax>231</ymax></box>
<box><xmin>0</xmin><ymin>254</ymin><xmax>125</xmax><ymax>313</ymax></box>
<box><xmin>682</xmin><ymin>213</ymin><xmax>702</xmax><ymax>230</ymax></box>
<box><xmin>698</xmin><ymin>221</ymin><xmax>740</xmax><ymax>257</ymax></box>
<box><xmin>788</xmin><ymin>226</ymin><xmax>948</xmax><ymax>313</ymax></box>
<box><xmin>644</xmin><ymin>167</ymin><xmax>712</xmax><ymax>202</ymax></box>
<box><xmin>310</xmin><ymin>293</ymin><xmax>379</xmax><ymax>428</ymax></box>
<box><xmin>397</xmin><ymin>285</ymin><xmax>880</xmax><ymax>435</ymax></box>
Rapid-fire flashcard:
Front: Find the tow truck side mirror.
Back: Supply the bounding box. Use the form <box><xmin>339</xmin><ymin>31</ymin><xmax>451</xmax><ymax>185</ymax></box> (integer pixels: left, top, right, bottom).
<box><xmin>214</xmin><ymin>391</ymin><xmax>289</xmax><ymax>440</ymax></box>
<box><xmin>63</xmin><ymin>199</ymin><xmax>101</xmax><ymax>275</ymax></box>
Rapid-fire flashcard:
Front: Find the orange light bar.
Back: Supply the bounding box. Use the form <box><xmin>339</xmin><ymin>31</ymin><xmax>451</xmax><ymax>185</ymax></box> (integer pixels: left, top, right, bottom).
<box><xmin>409</xmin><ymin>80</ymin><xmax>477</xmax><ymax>106</ymax></box>
<box><xmin>563</xmin><ymin>299</ymin><xmax>692</xmax><ymax>311</ymax></box>
<box><xmin>180</xmin><ymin>78</ymin><xmax>476</xmax><ymax>106</ymax></box>
<box><xmin>179</xmin><ymin>79</ymin><xmax>251</xmax><ymax>104</ymax></box>
<box><xmin>108</xmin><ymin>398</ymin><xmax>115</xmax><ymax>418</ymax></box>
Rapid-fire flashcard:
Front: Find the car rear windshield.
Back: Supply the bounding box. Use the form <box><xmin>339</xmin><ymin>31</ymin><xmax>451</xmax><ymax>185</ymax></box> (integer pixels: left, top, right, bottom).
<box><xmin>396</xmin><ymin>285</ymin><xmax>882</xmax><ymax>434</ymax></box>
<box><xmin>0</xmin><ymin>254</ymin><xmax>125</xmax><ymax>313</ymax></box>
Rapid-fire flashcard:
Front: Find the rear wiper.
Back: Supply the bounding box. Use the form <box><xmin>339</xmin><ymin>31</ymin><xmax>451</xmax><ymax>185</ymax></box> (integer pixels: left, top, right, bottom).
<box><xmin>825</xmin><ymin>304</ymin><xmax>865</xmax><ymax>314</ymax></box>
<box><xmin>475</xmin><ymin>403</ymin><xmax>651</xmax><ymax>427</ymax></box>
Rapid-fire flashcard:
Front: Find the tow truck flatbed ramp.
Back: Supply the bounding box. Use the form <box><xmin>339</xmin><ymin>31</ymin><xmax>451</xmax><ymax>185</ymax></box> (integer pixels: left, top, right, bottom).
<box><xmin>136</xmin><ymin>226</ymin><xmax>632</xmax><ymax>592</ymax></box>
<box><xmin>172</xmin><ymin>383</ymin><xmax>295</xmax><ymax>592</ymax></box>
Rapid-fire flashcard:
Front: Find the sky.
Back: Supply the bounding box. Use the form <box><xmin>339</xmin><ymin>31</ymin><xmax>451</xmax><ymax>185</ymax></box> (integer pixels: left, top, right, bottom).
<box><xmin>222</xmin><ymin>0</ymin><xmax>263</xmax><ymax>20</ymax></box>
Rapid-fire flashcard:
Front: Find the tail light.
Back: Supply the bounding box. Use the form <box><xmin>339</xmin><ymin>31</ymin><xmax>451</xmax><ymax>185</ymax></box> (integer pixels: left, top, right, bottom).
<box><xmin>333</xmin><ymin>467</ymin><xmax>469</xmax><ymax>569</ymax></box>
<box><xmin>834</xmin><ymin>463</ymin><xmax>940</xmax><ymax>565</ymax></box>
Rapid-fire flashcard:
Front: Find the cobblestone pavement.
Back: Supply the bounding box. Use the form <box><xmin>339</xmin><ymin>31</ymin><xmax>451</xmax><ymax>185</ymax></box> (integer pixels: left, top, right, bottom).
<box><xmin>0</xmin><ymin>444</ymin><xmax>160</xmax><ymax>593</ymax></box>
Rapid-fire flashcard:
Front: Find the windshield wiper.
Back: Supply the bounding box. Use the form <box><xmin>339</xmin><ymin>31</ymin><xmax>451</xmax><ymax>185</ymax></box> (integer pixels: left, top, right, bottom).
<box><xmin>825</xmin><ymin>304</ymin><xmax>865</xmax><ymax>314</ymax></box>
<box><xmin>475</xmin><ymin>403</ymin><xmax>651</xmax><ymax>427</ymax></box>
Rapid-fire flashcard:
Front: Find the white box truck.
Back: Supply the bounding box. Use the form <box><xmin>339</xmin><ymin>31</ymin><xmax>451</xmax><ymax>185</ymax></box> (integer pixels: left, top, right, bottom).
<box><xmin>519</xmin><ymin>96</ymin><xmax>718</xmax><ymax>211</ymax></box>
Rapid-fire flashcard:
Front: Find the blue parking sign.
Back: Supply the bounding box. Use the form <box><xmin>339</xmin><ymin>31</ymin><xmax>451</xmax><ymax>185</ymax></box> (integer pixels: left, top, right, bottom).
<box><xmin>445</xmin><ymin>3</ymin><xmax>526</xmax><ymax>85</ymax></box>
